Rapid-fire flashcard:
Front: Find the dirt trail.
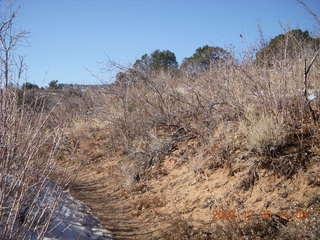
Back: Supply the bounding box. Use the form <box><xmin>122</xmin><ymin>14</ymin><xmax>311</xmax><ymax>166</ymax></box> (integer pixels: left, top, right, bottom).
<box><xmin>63</xmin><ymin>152</ymin><xmax>320</xmax><ymax>240</ymax></box>
<box><xmin>66</xmin><ymin>159</ymin><xmax>166</xmax><ymax>240</ymax></box>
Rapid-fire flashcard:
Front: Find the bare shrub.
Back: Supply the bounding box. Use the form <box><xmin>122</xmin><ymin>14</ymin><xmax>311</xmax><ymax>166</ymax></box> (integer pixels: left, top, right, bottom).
<box><xmin>0</xmin><ymin>5</ymin><xmax>63</xmax><ymax>239</ymax></box>
<box><xmin>95</xmin><ymin>23</ymin><xmax>320</xmax><ymax>190</ymax></box>
<box><xmin>0</xmin><ymin>86</ymin><xmax>62</xmax><ymax>240</ymax></box>
<box><xmin>99</xmin><ymin>51</ymin><xmax>320</xmax><ymax>181</ymax></box>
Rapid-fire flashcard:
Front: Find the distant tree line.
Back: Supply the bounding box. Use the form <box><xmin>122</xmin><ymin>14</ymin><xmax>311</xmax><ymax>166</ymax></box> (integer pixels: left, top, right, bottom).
<box><xmin>21</xmin><ymin>82</ymin><xmax>39</xmax><ymax>90</ymax></box>
<box><xmin>115</xmin><ymin>45</ymin><xmax>233</xmax><ymax>85</ymax></box>
<box><xmin>21</xmin><ymin>80</ymin><xmax>63</xmax><ymax>90</ymax></box>
<box><xmin>22</xmin><ymin>28</ymin><xmax>320</xmax><ymax>88</ymax></box>
<box><xmin>116</xmin><ymin>28</ymin><xmax>320</xmax><ymax>85</ymax></box>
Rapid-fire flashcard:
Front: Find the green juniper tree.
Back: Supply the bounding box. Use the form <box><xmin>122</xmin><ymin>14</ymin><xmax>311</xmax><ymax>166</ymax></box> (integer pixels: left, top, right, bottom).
<box><xmin>255</xmin><ymin>29</ymin><xmax>320</xmax><ymax>66</ymax></box>
<box><xmin>181</xmin><ymin>45</ymin><xmax>232</xmax><ymax>72</ymax></box>
<box><xmin>133</xmin><ymin>49</ymin><xmax>178</xmax><ymax>73</ymax></box>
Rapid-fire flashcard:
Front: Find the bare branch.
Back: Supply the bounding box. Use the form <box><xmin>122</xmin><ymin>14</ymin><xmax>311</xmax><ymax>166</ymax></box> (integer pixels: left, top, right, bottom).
<box><xmin>306</xmin><ymin>47</ymin><xmax>320</xmax><ymax>74</ymax></box>
<box><xmin>296</xmin><ymin>0</ymin><xmax>320</xmax><ymax>26</ymax></box>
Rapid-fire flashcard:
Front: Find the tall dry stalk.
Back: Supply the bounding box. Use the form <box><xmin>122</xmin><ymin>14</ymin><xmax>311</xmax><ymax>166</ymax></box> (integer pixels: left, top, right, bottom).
<box><xmin>0</xmin><ymin>3</ymin><xmax>63</xmax><ymax>239</ymax></box>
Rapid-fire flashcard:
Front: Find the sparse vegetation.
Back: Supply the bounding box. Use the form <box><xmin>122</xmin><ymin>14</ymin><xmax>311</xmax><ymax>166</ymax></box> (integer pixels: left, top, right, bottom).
<box><xmin>0</xmin><ymin>5</ymin><xmax>64</xmax><ymax>239</ymax></box>
<box><xmin>1</xmin><ymin>0</ymin><xmax>320</xmax><ymax>239</ymax></box>
<box><xmin>62</xmin><ymin>25</ymin><xmax>320</xmax><ymax>239</ymax></box>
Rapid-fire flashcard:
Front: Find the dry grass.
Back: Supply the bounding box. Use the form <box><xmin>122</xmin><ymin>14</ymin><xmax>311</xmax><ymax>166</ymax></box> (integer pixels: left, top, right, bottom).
<box><xmin>3</xmin><ymin>2</ymin><xmax>320</xmax><ymax>239</ymax></box>
<box><xmin>88</xmin><ymin>42</ymin><xmax>320</xmax><ymax>238</ymax></box>
<box><xmin>245</xmin><ymin>113</ymin><xmax>288</xmax><ymax>154</ymax></box>
<box><xmin>101</xmin><ymin>54</ymin><xmax>320</xmax><ymax>182</ymax></box>
<box><xmin>58</xmin><ymin>27</ymin><xmax>320</xmax><ymax>239</ymax></box>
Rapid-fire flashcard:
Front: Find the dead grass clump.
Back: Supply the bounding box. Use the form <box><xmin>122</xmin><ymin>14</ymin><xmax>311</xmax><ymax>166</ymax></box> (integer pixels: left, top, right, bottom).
<box><xmin>68</xmin><ymin>117</ymin><xmax>107</xmax><ymax>140</ymax></box>
<box><xmin>120</xmin><ymin>136</ymin><xmax>177</xmax><ymax>186</ymax></box>
<box><xmin>244</xmin><ymin>123</ymin><xmax>316</xmax><ymax>179</ymax></box>
<box><xmin>259</xmin><ymin>151</ymin><xmax>310</xmax><ymax>178</ymax></box>
<box><xmin>120</xmin><ymin>154</ymin><xmax>145</xmax><ymax>186</ymax></box>
<box><xmin>245</xmin><ymin>113</ymin><xmax>288</xmax><ymax>155</ymax></box>
<box><xmin>198</xmin><ymin>121</ymin><xmax>245</xmax><ymax>176</ymax></box>
<box><xmin>239</xmin><ymin>165</ymin><xmax>260</xmax><ymax>191</ymax></box>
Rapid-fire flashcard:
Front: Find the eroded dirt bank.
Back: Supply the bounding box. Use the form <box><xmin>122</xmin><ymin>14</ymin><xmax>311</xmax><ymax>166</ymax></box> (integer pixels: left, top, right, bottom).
<box><xmin>58</xmin><ymin>121</ymin><xmax>320</xmax><ymax>240</ymax></box>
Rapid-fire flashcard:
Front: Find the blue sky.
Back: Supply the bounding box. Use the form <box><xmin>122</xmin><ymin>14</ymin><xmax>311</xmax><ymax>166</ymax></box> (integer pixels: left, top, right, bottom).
<box><xmin>13</xmin><ymin>0</ymin><xmax>320</xmax><ymax>86</ymax></box>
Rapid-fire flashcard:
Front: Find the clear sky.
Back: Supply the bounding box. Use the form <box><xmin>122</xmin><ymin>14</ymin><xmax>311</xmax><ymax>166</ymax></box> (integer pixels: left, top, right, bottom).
<box><xmin>12</xmin><ymin>0</ymin><xmax>320</xmax><ymax>86</ymax></box>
